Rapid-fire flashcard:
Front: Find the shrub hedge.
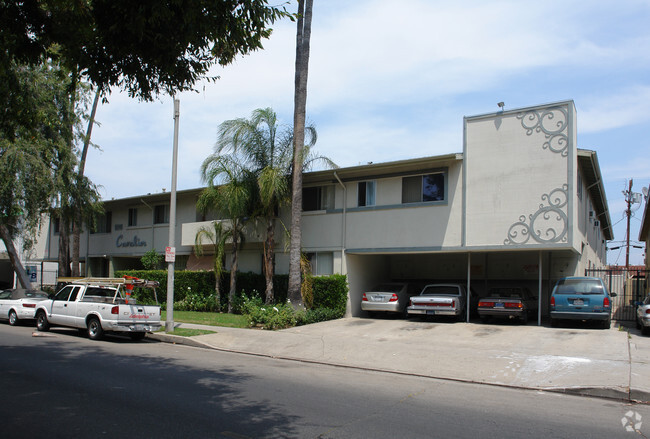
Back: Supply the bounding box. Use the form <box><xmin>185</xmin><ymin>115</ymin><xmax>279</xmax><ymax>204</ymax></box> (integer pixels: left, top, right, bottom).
<box><xmin>115</xmin><ymin>270</ymin><xmax>348</xmax><ymax>318</ymax></box>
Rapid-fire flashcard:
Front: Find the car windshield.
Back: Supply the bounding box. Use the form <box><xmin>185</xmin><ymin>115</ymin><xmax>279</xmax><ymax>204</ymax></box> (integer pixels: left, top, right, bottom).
<box><xmin>371</xmin><ymin>285</ymin><xmax>403</xmax><ymax>293</ymax></box>
<box><xmin>421</xmin><ymin>286</ymin><xmax>461</xmax><ymax>296</ymax></box>
<box><xmin>554</xmin><ymin>279</ymin><xmax>604</xmax><ymax>295</ymax></box>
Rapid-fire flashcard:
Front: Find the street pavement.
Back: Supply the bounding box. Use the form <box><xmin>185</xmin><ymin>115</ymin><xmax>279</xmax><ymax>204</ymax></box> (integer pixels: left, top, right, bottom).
<box><xmin>149</xmin><ymin>317</ymin><xmax>650</xmax><ymax>403</ymax></box>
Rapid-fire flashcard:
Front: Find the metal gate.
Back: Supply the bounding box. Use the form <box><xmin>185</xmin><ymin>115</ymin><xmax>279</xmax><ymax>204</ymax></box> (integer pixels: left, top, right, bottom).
<box><xmin>585</xmin><ymin>268</ymin><xmax>649</xmax><ymax>321</ymax></box>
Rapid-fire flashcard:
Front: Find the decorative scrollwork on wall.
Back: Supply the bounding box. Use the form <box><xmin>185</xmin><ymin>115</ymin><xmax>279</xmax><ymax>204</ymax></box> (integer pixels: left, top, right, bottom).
<box><xmin>504</xmin><ymin>185</ymin><xmax>568</xmax><ymax>245</ymax></box>
<box><xmin>516</xmin><ymin>106</ymin><xmax>568</xmax><ymax>156</ymax></box>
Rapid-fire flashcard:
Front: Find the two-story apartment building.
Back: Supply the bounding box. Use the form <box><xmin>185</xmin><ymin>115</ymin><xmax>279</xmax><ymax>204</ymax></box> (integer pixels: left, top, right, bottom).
<box><xmin>34</xmin><ymin>100</ymin><xmax>612</xmax><ymax>319</ymax></box>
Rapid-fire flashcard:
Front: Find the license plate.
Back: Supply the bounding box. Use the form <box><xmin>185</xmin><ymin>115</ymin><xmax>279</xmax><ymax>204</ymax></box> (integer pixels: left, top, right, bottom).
<box><xmin>371</xmin><ymin>296</ymin><xmax>384</xmax><ymax>302</ymax></box>
<box><xmin>495</xmin><ymin>303</ymin><xmax>504</xmax><ymax>308</ymax></box>
<box><xmin>426</xmin><ymin>310</ymin><xmax>436</xmax><ymax>315</ymax></box>
<box><xmin>573</xmin><ymin>299</ymin><xmax>584</xmax><ymax>306</ymax></box>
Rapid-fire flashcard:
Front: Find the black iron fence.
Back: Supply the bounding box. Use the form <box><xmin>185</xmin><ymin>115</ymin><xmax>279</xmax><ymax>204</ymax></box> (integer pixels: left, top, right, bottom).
<box><xmin>585</xmin><ymin>268</ymin><xmax>648</xmax><ymax>321</ymax></box>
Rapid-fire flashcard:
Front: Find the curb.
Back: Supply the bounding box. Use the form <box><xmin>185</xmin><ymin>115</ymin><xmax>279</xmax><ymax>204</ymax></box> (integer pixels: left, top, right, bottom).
<box><xmin>146</xmin><ymin>331</ymin><xmax>649</xmax><ymax>405</ymax></box>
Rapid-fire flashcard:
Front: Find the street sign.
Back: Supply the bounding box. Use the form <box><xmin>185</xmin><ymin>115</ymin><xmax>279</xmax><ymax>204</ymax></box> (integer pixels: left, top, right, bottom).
<box><xmin>165</xmin><ymin>246</ymin><xmax>176</xmax><ymax>262</ymax></box>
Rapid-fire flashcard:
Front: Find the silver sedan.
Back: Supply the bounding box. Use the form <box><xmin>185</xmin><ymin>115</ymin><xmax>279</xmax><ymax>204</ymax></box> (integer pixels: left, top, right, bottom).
<box><xmin>361</xmin><ymin>283</ymin><xmax>410</xmax><ymax>316</ymax></box>
<box><xmin>637</xmin><ymin>295</ymin><xmax>650</xmax><ymax>336</ymax></box>
<box><xmin>0</xmin><ymin>289</ymin><xmax>50</xmax><ymax>326</ymax></box>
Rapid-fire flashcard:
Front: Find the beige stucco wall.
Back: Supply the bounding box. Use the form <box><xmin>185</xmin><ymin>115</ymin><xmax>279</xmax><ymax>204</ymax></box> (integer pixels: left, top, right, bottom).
<box><xmin>464</xmin><ymin>102</ymin><xmax>576</xmax><ymax>252</ymax></box>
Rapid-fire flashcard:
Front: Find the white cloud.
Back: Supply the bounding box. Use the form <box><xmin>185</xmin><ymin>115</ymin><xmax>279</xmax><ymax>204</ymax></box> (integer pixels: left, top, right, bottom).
<box><xmin>579</xmin><ymin>86</ymin><xmax>650</xmax><ymax>132</ymax></box>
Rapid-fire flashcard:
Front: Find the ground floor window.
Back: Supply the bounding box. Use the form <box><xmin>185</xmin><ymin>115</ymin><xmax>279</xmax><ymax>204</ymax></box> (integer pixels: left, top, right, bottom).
<box><xmin>306</xmin><ymin>252</ymin><xmax>334</xmax><ymax>275</ymax></box>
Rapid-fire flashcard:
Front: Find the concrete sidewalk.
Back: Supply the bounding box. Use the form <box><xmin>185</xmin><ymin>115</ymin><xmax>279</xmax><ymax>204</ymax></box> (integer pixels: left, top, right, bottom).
<box><xmin>149</xmin><ymin>317</ymin><xmax>650</xmax><ymax>403</ymax></box>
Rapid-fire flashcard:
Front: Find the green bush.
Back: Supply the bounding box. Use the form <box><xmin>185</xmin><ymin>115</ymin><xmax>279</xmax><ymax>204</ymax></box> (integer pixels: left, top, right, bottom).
<box><xmin>245</xmin><ymin>302</ymin><xmax>298</xmax><ymax>330</ymax></box>
<box><xmin>175</xmin><ymin>290</ymin><xmax>220</xmax><ymax>312</ymax></box>
<box><xmin>312</xmin><ymin>274</ymin><xmax>348</xmax><ymax>313</ymax></box>
<box><xmin>115</xmin><ymin>270</ymin><xmax>348</xmax><ymax>323</ymax></box>
<box><xmin>231</xmin><ymin>290</ymin><xmax>264</xmax><ymax>315</ymax></box>
<box><xmin>296</xmin><ymin>307</ymin><xmax>345</xmax><ymax>325</ymax></box>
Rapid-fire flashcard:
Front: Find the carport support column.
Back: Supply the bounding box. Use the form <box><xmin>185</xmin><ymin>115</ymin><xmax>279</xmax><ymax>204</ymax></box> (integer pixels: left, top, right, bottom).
<box><xmin>466</xmin><ymin>252</ymin><xmax>471</xmax><ymax>323</ymax></box>
<box><xmin>538</xmin><ymin>251</ymin><xmax>542</xmax><ymax>326</ymax></box>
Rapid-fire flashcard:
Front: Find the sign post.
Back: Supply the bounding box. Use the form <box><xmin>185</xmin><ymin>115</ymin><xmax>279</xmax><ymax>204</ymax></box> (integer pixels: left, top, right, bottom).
<box><xmin>166</xmin><ymin>99</ymin><xmax>180</xmax><ymax>333</ymax></box>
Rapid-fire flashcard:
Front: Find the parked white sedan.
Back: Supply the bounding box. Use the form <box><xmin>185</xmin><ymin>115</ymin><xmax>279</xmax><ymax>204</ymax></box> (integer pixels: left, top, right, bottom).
<box><xmin>637</xmin><ymin>295</ymin><xmax>650</xmax><ymax>336</ymax></box>
<box><xmin>0</xmin><ymin>289</ymin><xmax>50</xmax><ymax>326</ymax></box>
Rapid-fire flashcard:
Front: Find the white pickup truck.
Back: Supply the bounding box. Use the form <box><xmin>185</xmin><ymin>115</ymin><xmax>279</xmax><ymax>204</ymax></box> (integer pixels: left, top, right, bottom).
<box><xmin>35</xmin><ymin>277</ymin><xmax>162</xmax><ymax>341</ymax></box>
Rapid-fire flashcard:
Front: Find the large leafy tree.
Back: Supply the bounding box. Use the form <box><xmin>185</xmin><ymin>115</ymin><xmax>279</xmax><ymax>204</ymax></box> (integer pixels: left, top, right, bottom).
<box><xmin>288</xmin><ymin>0</ymin><xmax>314</xmax><ymax>308</ymax></box>
<box><xmin>0</xmin><ymin>58</ymin><xmax>74</xmax><ymax>287</ymax></box>
<box><xmin>1</xmin><ymin>0</ymin><xmax>291</xmax><ymax>284</ymax></box>
<box><xmin>0</xmin><ymin>0</ymin><xmax>291</xmax><ymax>101</ymax></box>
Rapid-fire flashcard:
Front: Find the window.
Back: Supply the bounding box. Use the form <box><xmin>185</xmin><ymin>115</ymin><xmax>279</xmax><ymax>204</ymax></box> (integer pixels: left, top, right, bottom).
<box><xmin>128</xmin><ymin>208</ymin><xmax>138</xmax><ymax>227</ymax></box>
<box><xmin>306</xmin><ymin>252</ymin><xmax>334</xmax><ymax>275</ymax></box>
<box><xmin>92</xmin><ymin>211</ymin><xmax>112</xmax><ymax>234</ymax></box>
<box><xmin>53</xmin><ymin>286</ymin><xmax>74</xmax><ymax>301</ymax></box>
<box><xmin>303</xmin><ymin>186</ymin><xmax>334</xmax><ymax>211</ymax></box>
<box><xmin>154</xmin><ymin>204</ymin><xmax>170</xmax><ymax>224</ymax></box>
<box><xmin>358</xmin><ymin>181</ymin><xmax>376</xmax><ymax>207</ymax></box>
<box><xmin>402</xmin><ymin>173</ymin><xmax>445</xmax><ymax>203</ymax></box>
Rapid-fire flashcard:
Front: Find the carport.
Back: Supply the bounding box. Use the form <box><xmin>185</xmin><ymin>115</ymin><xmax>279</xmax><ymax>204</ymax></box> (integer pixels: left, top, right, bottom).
<box><xmin>345</xmin><ymin>249</ymin><xmax>577</xmax><ymax>325</ymax></box>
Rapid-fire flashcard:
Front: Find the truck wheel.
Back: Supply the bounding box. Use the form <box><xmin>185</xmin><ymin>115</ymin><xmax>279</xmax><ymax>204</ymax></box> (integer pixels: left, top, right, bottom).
<box><xmin>129</xmin><ymin>332</ymin><xmax>146</xmax><ymax>341</ymax></box>
<box><xmin>36</xmin><ymin>311</ymin><xmax>50</xmax><ymax>332</ymax></box>
<box><xmin>8</xmin><ymin>310</ymin><xmax>18</xmax><ymax>326</ymax></box>
<box><xmin>87</xmin><ymin>317</ymin><xmax>104</xmax><ymax>340</ymax></box>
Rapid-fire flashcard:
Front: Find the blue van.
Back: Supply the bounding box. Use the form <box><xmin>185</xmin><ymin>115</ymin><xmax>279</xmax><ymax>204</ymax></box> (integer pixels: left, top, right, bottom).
<box><xmin>549</xmin><ymin>277</ymin><xmax>616</xmax><ymax>329</ymax></box>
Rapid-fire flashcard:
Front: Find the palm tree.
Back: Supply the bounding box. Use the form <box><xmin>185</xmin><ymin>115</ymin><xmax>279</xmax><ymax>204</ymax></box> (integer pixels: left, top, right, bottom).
<box><xmin>289</xmin><ymin>0</ymin><xmax>315</xmax><ymax>308</ymax></box>
<box><xmin>210</xmin><ymin>108</ymin><xmax>292</xmax><ymax>305</ymax></box>
<box><xmin>207</xmin><ymin>107</ymin><xmax>333</xmax><ymax>306</ymax></box>
<box><xmin>199</xmin><ymin>155</ymin><xmax>252</xmax><ymax>313</ymax></box>
<box><xmin>194</xmin><ymin>220</ymin><xmax>229</xmax><ymax>306</ymax></box>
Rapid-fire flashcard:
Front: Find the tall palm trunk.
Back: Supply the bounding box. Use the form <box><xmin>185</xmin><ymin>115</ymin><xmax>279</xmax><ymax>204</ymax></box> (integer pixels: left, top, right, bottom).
<box><xmin>228</xmin><ymin>228</ymin><xmax>239</xmax><ymax>313</ymax></box>
<box><xmin>264</xmin><ymin>216</ymin><xmax>275</xmax><ymax>304</ymax></box>
<box><xmin>288</xmin><ymin>0</ymin><xmax>314</xmax><ymax>308</ymax></box>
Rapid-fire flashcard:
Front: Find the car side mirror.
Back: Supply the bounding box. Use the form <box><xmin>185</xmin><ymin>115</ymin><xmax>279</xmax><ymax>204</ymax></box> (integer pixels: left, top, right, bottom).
<box><xmin>610</xmin><ymin>292</ymin><xmax>617</xmax><ymax>298</ymax></box>
<box><xmin>634</xmin><ymin>301</ymin><xmax>643</xmax><ymax>306</ymax></box>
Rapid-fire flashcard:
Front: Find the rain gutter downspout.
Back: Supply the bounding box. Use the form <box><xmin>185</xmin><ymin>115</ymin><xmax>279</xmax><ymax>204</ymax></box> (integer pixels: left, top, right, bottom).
<box><xmin>334</xmin><ymin>172</ymin><xmax>347</xmax><ymax>252</ymax></box>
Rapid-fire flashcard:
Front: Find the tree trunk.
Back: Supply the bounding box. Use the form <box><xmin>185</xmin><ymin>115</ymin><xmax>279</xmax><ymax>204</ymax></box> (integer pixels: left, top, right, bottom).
<box><xmin>71</xmin><ymin>219</ymin><xmax>80</xmax><ymax>277</ymax></box>
<box><xmin>72</xmin><ymin>88</ymin><xmax>100</xmax><ymax>277</ymax></box>
<box><xmin>0</xmin><ymin>224</ymin><xmax>31</xmax><ymax>288</ymax></box>
<box><xmin>228</xmin><ymin>229</ymin><xmax>239</xmax><ymax>313</ymax></box>
<box><xmin>58</xmin><ymin>216</ymin><xmax>71</xmax><ymax>277</ymax></box>
<box><xmin>264</xmin><ymin>217</ymin><xmax>275</xmax><ymax>304</ymax></box>
<box><xmin>288</xmin><ymin>0</ymin><xmax>314</xmax><ymax>309</ymax></box>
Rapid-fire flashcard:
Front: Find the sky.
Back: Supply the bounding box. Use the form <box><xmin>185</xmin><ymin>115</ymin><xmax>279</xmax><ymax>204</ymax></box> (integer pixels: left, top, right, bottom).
<box><xmin>84</xmin><ymin>0</ymin><xmax>650</xmax><ymax>266</ymax></box>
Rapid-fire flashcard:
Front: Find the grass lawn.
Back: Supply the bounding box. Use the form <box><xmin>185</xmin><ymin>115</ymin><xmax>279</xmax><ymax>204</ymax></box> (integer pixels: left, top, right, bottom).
<box><xmin>163</xmin><ymin>328</ymin><xmax>217</xmax><ymax>337</ymax></box>
<box><xmin>161</xmin><ymin>310</ymin><xmax>249</xmax><ymax>328</ymax></box>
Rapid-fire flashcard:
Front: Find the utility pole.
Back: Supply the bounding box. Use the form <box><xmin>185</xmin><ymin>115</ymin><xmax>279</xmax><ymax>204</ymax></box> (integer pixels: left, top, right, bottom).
<box><xmin>166</xmin><ymin>99</ymin><xmax>180</xmax><ymax>332</ymax></box>
<box><xmin>623</xmin><ymin>179</ymin><xmax>633</xmax><ymax>269</ymax></box>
